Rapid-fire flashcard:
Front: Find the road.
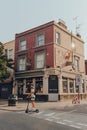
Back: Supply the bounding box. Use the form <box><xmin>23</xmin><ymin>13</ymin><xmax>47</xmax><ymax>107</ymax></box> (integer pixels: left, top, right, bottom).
<box><xmin>0</xmin><ymin>110</ymin><xmax>79</xmax><ymax>130</ymax></box>
<box><xmin>0</xmin><ymin>103</ymin><xmax>87</xmax><ymax>130</ymax></box>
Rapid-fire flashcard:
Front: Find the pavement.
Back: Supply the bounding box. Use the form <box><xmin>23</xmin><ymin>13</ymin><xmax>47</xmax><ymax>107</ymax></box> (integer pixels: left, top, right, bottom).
<box><xmin>0</xmin><ymin>99</ymin><xmax>87</xmax><ymax>112</ymax></box>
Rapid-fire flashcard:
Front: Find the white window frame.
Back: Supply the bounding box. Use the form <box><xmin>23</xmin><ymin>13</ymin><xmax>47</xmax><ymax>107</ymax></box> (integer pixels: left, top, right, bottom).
<box><xmin>35</xmin><ymin>51</ymin><xmax>45</xmax><ymax>69</ymax></box>
<box><xmin>69</xmin><ymin>79</ymin><xmax>74</xmax><ymax>93</ymax></box>
<box><xmin>8</xmin><ymin>49</ymin><xmax>13</xmax><ymax>59</ymax></box>
<box><xmin>18</xmin><ymin>56</ymin><xmax>26</xmax><ymax>71</ymax></box>
<box><xmin>19</xmin><ymin>40</ymin><xmax>26</xmax><ymax>51</ymax></box>
<box><xmin>56</xmin><ymin>32</ymin><xmax>60</xmax><ymax>44</ymax></box>
<box><xmin>62</xmin><ymin>78</ymin><xmax>68</xmax><ymax>93</ymax></box>
<box><xmin>36</xmin><ymin>34</ymin><xmax>45</xmax><ymax>47</ymax></box>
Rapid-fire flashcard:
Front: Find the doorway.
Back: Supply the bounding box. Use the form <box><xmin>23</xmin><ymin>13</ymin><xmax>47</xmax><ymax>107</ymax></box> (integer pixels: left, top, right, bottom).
<box><xmin>48</xmin><ymin>75</ymin><xmax>58</xmax><ymax>101</ymax></box>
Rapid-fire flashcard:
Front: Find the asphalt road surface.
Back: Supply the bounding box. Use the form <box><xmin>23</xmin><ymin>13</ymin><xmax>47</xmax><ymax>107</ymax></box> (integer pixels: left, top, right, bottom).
<box><xmin>1</xmin><ymin>104</ymin><xmax>87</xmax><ymax>130</ymax></box>
<box><xmin>0</xmin><ymin>110</ymin><xmax>79</xmax><ymax>130</ymax></box>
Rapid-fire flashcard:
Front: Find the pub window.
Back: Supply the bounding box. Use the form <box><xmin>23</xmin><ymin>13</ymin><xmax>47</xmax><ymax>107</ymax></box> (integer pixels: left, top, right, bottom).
<box><xmin>69</xmin><ymin>79</ymin><xmax>74</xmax><ymax>93</ymax></box>
<box><xmin>26</xmin><ymin>83</ymin><xmax>31</xmax><ymax>93</ymax></box>
<box><xmin>62</xmin><ymin>78</ymin><xmax>68</xmax><ymax>93</ymax></box>
<box><xmin>76</xmin><ymin>85</ymin><xmax>79</xmax><ymax>93</ymax></box>
<box><xmin>25</xmin><ymin>77</ymin><xmax>43</xmax><ymax>94</ymax></box>
<box><xmin>35</xmin><ymin>77</ymin><xmax>43</xmax><ymax>93</ymax></box>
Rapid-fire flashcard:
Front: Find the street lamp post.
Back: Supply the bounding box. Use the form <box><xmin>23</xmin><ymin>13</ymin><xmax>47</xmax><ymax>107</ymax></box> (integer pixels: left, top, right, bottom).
<box><xmin>71</xmin><ymin>42</ymin><xmax>75</xmax><ymax>65</ymax></box>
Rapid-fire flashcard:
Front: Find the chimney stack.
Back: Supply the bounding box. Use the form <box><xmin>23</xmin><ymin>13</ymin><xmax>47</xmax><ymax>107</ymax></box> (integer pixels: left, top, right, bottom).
<box><xmin>58</xmin><ymin>19</ymin><xmax>67</xmax><ymax>30</ymax></box>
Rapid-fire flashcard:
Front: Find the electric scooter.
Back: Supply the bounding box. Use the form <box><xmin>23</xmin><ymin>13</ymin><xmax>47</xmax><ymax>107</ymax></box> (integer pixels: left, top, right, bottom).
<box><xmin>25</xmin><ymin>98</ymin><xmax>39</xmax><ymax>113</ymax></box>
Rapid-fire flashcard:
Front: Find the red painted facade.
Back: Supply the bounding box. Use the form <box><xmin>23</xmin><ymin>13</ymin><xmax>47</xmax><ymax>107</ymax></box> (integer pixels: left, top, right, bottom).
<box><xmin>15</xmin><ymin>21</ymin><xmax>55</xmax><ymax>71</ymax></box>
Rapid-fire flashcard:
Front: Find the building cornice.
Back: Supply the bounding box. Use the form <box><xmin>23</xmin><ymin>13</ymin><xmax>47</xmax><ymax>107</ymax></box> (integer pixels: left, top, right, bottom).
<box><xmin>16</xmin><ymin>21</ymin><xmax>55</xmax><ymax>38</ymax></box>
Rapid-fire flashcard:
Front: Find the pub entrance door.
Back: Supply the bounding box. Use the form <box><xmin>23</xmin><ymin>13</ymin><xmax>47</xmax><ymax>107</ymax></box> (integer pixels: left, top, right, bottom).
<box><xmin>48</xmin><ymin>75</ymin><xmax>58</xmax><ymax>101</ymax></box>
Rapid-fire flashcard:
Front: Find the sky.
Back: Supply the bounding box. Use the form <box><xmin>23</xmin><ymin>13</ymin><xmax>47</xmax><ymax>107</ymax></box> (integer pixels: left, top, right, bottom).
<box><xmin>0</xmin><ymin>0</ymin><xmax>87</xmax><ymax>58</ymax></box>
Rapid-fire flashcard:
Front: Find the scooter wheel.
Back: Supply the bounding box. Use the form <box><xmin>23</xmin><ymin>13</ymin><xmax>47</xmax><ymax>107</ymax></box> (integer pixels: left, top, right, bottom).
<box><xmin>25</xmin><ymin>109</ymin><xmax>29</xmax><ymax>113</ymax></box>
<box><xmin>36</xmin><ymin>109</ymin><xmax>39</xmax><ymax>113</ymax></box>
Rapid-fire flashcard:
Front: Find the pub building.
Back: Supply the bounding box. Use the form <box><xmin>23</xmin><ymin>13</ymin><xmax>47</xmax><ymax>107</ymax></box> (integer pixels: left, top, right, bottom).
<box><xmin>14</xmin><ymin>20</ymin><xmax>86</xmax><ymax>101</ymax></box>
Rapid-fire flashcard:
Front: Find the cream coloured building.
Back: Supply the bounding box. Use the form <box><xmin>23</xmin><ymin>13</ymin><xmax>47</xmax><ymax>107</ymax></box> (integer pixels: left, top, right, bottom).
<box><xmin>4</xmin><ymin>40</ymin><xmax>15</xmax><ymax>60</ymax></box>
<box><xmin>53</xmin><ymin>20</ymin><xmax>86</xmax><ymax>100</ymax></box>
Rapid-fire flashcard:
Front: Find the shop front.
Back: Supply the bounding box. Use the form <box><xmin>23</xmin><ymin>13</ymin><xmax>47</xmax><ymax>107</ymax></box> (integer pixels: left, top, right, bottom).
<box><xmin>15</xmin><ymin>76</ymin><xmax>48</xmax><ymax>101</ymax></box>
<box><xmin>15</xmin><ymin>68</ymin><xmax>87</xmax><ymax>101</ymax></box>
<box><xmin>0</xmin><ymin>82</ymin><xmax>13</xmax><ymax>99</ymax></box>
<box><xmin>59</xmin><ymin>71</ymin><xmax>87</xmax><ymax>100</ymax></box>
<box><xmin>15</xmin><ymin>68</ymin><xmax>59</xmax><ymax>101</ymax></box>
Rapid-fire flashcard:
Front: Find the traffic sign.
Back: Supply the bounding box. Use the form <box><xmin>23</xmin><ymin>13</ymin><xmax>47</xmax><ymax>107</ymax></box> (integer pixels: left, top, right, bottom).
<box><xmin>76</xmin><ymin>75</ymin><xmax>82</xmax><ymax>86</ymax></box>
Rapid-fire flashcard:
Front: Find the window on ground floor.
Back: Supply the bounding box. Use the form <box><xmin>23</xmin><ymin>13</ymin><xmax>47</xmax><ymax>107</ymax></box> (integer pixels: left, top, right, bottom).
<box><xmin>62</xmin><ymin>78</ymin><xmax>68</xmax><ymax>93</ymax></box>
<box><xmin>76</xmin><ymin>85</ymin><xmax>79</xmax><ymax>93</ymax></box>
<box><xmin>35</xmin><ymin>77</ymin><xmax>43</xmax><ymax>93</ymax></box>
<box><xmin>26</xmin><ymin>78</ymin><xmax>32</xmax><ymax>93</ymax></box>
<box><xmin>82</xmin><ymin>81</ymin><xmax>85</xmax><ymax>93</ymax></box>
<box><xmin>69</xmin><ymin>79</ymin><xmax>74</xmax><ymax>93</ymax></box>
<box><xmin>26</xmin><ymin>77</ymin><xmax>43</xmax><ymax>94</ymax></box>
